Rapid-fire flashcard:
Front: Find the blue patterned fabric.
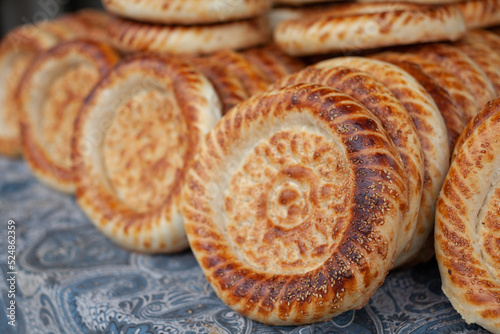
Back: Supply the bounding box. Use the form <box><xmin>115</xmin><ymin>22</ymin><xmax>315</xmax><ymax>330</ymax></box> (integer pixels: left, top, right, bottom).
<box><xmin>0</xmin><ymin>157</ymin><xmax>489</xmax><ymax>333</ymax></box>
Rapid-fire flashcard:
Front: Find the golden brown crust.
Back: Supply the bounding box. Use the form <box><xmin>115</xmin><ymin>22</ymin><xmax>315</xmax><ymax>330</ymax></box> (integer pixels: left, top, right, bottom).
<box><xmin>452</xmin><ymin>96</ymin><xmax>500</xmax><ymax>160</ymax></box>
<box><xmin>0</xmin><ymin>27</ymin><xmax>52</xmax><ymax>158</ymax></box>
<box><xmin>189</xmin><ymin>56</ymin><xmax>249</xmax><ymax>114</ymax></box>
<box><xmin>208</xmin><ymin>50</ymin><xmax>272</xmax><ymax>96</ymax></box>
<box><xmin>270</xmin><ymin>66</ymin><xmax>424</xmax><ymax>262</ymax></box>
<box><xmin>103</xmin><ymin>0</ymin><xmax>272</xmax><ymax>24</ymax></box>
<box><xmin>18</xmin><ymin>40</ymin><xmax>119</xmax><ymax>193</ymax></box>
<box><xmin>357</xmin><ymin>0</ymin><xmax>464</xmax><ymax>3</ymax></box>
<box><xmin>274</xmin><ymin>2</ymin><xmax>466</xmax><ymax>56</ymax></box>
<box><xmin>373</xmin><ymin>51</ymin><xmax>473</xmax><ymax>123</ymax></box>
<box><xmin>413</xmin><ymin>44</ymin><xmax>496</xmax><ymax>119</ymax></box>
<box><xmin>315</xmin><ymin>57</ymin><xmax>450</xmax><ymax>267</ymax></box>
<box><xmin>457</xmin><ymin>0</ymin><xmax>500</xmax><ymax>28</ymax></box>
<box><xmin>243</xmin><ymin>45</ymin><xmax>305</xmax><ymax>83</ymax></box>
<box><xmin>452</xmin><ymin>38</ymin><xmax>500</xmax><ymax>96</ymax></box>
<box><xmin>74</xmin><ymin>54</ymin><xmax>221</xmax><ymax>253</ymax></box>
<box><xmin>71</xmin><ymin>9</ymin><xmax>114</xmax><ymax>44</ymax></box>
<box><xmin>374</xmin><ymin>54</ymin><xmax>466</xmax><ymax>150</ymax></box>
<box><xmin>108</xmin><ymin>15</ymin><xmax>271</xmax><ymax>55</ymax></box>
<box><xmin>274</xmin><ymin>0</ymin><xmax>341</xmax><ymax>5</ymax></box>
<box><xmin>182</xmin><ymin>83</ymin><xmax>407</xmax><ymax>325</ymax></box>
<box><xmin>435</xmin><ymin>97</ymin><xmax>500</xmax><ymax>333</ymax></box>
<box><xmin>0</xmin><ymin>17</ymin><xmax>93</xmax><ymax>158</ymax></box>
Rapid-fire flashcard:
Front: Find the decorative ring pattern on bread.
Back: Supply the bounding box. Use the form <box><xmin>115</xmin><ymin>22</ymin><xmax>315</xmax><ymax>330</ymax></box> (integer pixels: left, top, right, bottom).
<box><xmin>435</xmin><ymin>98</ymin><xmax>500</xmax><ymax>333</ymax></box>
<box><xmin>18</xmin><ymin>40</ymin><xmax>119</xmax><ymax>193</ymax></box>
<box><xmin>102</xmin><ymin>0</ymin><xmax>272</xmax><ymax>25</ymax></box>
<box><xmin>108</xmin><ymin>15</ymin><xmax>271</xmax><ymax>55</ymax></box>
<box><xmin>274</xmin><ymin>2</ymin><xmax>466</xmax><ymax>56</ymax></box>
<box><xmin>182</xmin><ymin>83</ymin><xmax>407</xmax><ymax>325</ymax></box>
<box><xmin>315</xmin><ymin>57</ymin><xmax>450</xmax><ymax>267</ymax></box>
<box><xmin>373</xmin><ymin>51</ymin><xmax>473</xmax><ymax>124</ymax></box>
<box><xmin>0</xmin><ymin>17</ymin><xmax>96</xmax><ymax>158</ymax></box>
<box><xmin>270</xmin><ymin>66</ymin><xmax>423</xmax><ymax>262</ymax></box>
<box><xmin>73</xmin><ymin>54</ymin><xmax>221</xmax><ymax>253</ymax></box>
<box><xmin>457</xmin><ymin>0</ymin><xmax>500</xmax><ymax>28</ymax></box>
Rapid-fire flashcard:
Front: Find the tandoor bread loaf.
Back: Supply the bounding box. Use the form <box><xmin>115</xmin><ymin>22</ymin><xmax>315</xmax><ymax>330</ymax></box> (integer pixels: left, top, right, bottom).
<box><xmin>243</xmin><ymin>44</ymin><xmax>306</xmax><ymax>83</ymax></box>
<box><xmin>452</xmin><ymin>35</ymin><xmax>500</xmax><ymax>95</ymax></box>
<box><xmin>373</xmin><ymin>53</ymin><xmax>465</xmax><ymax>150</ymax></box>
<box><xmin>411</xmin><ymin>43</ymin><xmax>496</xmax><ymax>119</ymax></box>
<box><xmin>102</xmin><ymin>0</ymin><xmax>272</xmax><ymax>25</ymax></box>
<box><xmin>372</xmin><ymin>51</ymin><xmax>475</xmax><ymax>123</ymax></box>
<box><xmin>182</xmin><ymin>84</ymin><xmax>407</xmax><ymax>325</ymax></box>
<box><xmin>270</xmin><ymin>66</ymin><xmax>424</xmax><ymax>263</ymax></box>
<box><xmin>0</xmin><ymin>16</ymin><xmax>101</xmax><ymax>158</ymax></box>
<box><xmin>73</xmin><ymin>55</ymin><xmax>221</xmax><ymax>253</ymax></box>
<box><xmin>315</xmin><ymin>57</ymin><xmax>450</xmax><ymax>267</ymax></box>
<box><xmin>18</xmin><ymin>40</ymin><xmax>119</xmax><ymax>193</ymax></box>
<box><xmin>274</xmin><ymin>2</ymin><xmax>466</xmax><ymax>56</ymax></box>
<box><xmin>435</xmin><ymin>98</ymin><xmax>500</xmax><ymax>333</ymax></box>
<box><xmin>108</xmin><ymin>15</ymin><xmax>271</xmax><ymax>55</ymax></box>
<box><xmin>456</xmin><ymin>0</ymin><xmax>500</xmax><ymax>28</ymax></box>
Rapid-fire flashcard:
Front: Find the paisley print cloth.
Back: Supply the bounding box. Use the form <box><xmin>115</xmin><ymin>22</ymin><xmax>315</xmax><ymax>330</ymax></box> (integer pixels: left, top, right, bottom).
<box><xmin>0</xmin><ymin>158</ymin><xmax>488</xmax><ymax>333</ymax></box>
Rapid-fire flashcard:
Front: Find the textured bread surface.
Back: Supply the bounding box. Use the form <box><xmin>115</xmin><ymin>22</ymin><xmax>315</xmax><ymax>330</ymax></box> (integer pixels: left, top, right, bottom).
<box><xmin>103</xmin><ymin>0</ymin><xmax>272</xmax><ymax>24</ymax></box>
<box><xmin>274</xmin><ymin>2</ymin><xmax>465</xmax><ymax>56</ymax></box>
<box><xmin>435</xmin><ymin>98</ymin><xmax>500</xmax><ymax>333</ymax></box>
<box><xmin>74</xmin><ymin>54</ymin><xmax>221</xmax><ymax>253</ymax></box>
<box><xmin>315</xmin><ymin>57</ymin><xmax>449</xmax><ymax>267</ymax></box>
<box><xmin>270</xmin><ymin>66</ymin><xmax>423</xmax><ymax>262</ymax></box>
<box><xmin>189</xmin><ymin>56</ymin><xmax>249</xmax><ymax>114</ymax></box>
<box><xmin>0</xmin><ymin>17</ymin><xmax>95</xmax><ymax>158</ymax></box>
<box><xmin>374</xmin><ymin>53</ymin><xmax>465</xmax><ymax>150</ymax></box>
<box><xmin>208</xmin><ymin>50</ymin><xmax>272</xmax><ymax>96</ymax></box>
<box><xmin>108</xmin><ymin>15</ymin><xmax>271</xmax><ymax>55</ymax></box>
<box><xmin>413</xmin><ymin>44</ymin><xmax>496</xmax><ymax>119</ymax></box>
<box><xmin>457</xmin><ymin>0</ymin><xmax>500</xmax><ymax>28</ymax></box>
<box><xmin>182</xmin><ymin>83</ymin><xmax>407</xmax><ymax>325</ymax></box>
<box><xmin>374</xmin><ymin>51</ymin><xmax>472</xmax><ymax>123</ymax></box>
<box><xmin>18</xmin><ymin>40</ymin><xmax>119</xmax><ymax>193</ymax></box>
<box><xmin>243</xmin><ymin>45</ymin><xmax>305</xmax><ymax>82</ymax></box>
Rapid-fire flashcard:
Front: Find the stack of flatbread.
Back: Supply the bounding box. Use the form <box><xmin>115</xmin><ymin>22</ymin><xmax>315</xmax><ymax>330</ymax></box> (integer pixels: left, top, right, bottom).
<box><xmin>0</xmin><ymin>0</ymin><xmax>500</xmax><ymax>331</ymax></box>
<box><xmin>102</xmin><ymin>0</ymin><xmax>272</xmax><ymax>54</ymax></box>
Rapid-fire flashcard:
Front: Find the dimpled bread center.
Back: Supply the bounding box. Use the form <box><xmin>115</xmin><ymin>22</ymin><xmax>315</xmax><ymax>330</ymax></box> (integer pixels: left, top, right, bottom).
<box><xmin>104</xmin><ymin>89</ymin><xmax>188</xmax><ymax>213</ymax></box>
<box><xmin>41</xmin><ymin>64</ymin><xmax>100</xmax><ymax>167</ymax></box>
<box><xmin>225</xmin><ymin>130</ymin><xmax>352</xmax><ymax>274</ymax></box>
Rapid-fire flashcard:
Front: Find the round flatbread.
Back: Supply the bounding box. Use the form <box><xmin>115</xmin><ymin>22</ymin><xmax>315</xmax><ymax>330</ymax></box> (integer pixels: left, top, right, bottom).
<box><xmin>357</xmin><ymin>0</ymin><xmax>464</xmax><ymax>4</ymax></box>
<box><xmin>19</xmin><ymin>40</ymin><xmax>119</xmax><ymax>193</ymax></box>
<box><xmin>435</xmin><ymin>97</ymin><xmax>500</xmax><ymax>333</ymax></box>
<box><xmin>182</xmin><ymin>83</ymin><xmax>407</xmax><ymax>325</ymax></box>
<box><xmin>74</xmin><ymin>54</ymin><xmax>221</xmax><ymax>253</ymax></box>
<box><xmin>456</xmin><ymin>0</ymin><xmax>500</xmax><ymax>28</ymax></box>
<box><xmin>452</xmin><ymin>36</ymin><xmax>500</xmax><ymax>95</ymax></box>
<box><xmin>270</xmin><ymin>66</ymin><xmax>424</xmax><ymax>263</ymax></box>
<box><xmin>274</xmin><ymin>0</ymin><xmax>342</xmax><ymax>5</ymax></box>
<box><xmin>374</xmin><ymin>53</ymin><xmax>466</xmax><ymax>150</ymax></box>
<box><xmin>243</xmin><ymin>45</ymin><xmax>305</xmax><ymax>82</ymax></box>
<box><xmin>0</xmin><ymin>16</ymin><xmax>96</xmax><ymax>158</ymax></box>
<box><xmin>274</xmin><ymin>2</ymin><xmax>465</xmax><ymax>56</ymax></box>
<box><xmin>108</xmin><ymin>15</ymin><xmax>271</xmax><ymax>55</ymax></box>
<box><xmin>315</xmin><ymin>57</ymin><xmax>450</xmax><ymax>268</ymax></box>
<box><xmin>102</xmin><ymin>0</ymin><xmax>272</xmax><ymax>25</ymax></box>
<box><xmin>189</xmin><ymin>56</ymin><xmax>249</xmax><ymax>114</ymax></box>
<box><xmin>413</xmin><ymin>44</ymin><xmax>496</xmax><ymax>118</ymax></box>
<box><xmin>372</xmin><ymin>51</ymin><xmax>474</xmax><ymax>123</ymax></box>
